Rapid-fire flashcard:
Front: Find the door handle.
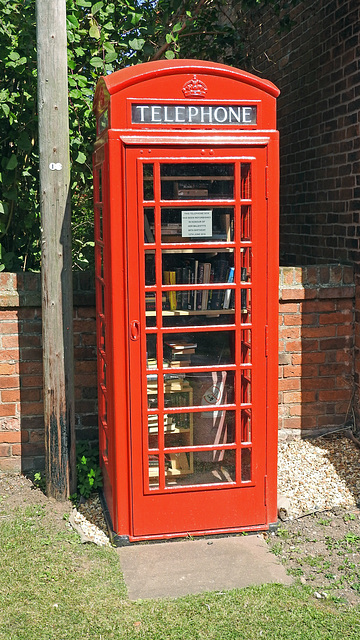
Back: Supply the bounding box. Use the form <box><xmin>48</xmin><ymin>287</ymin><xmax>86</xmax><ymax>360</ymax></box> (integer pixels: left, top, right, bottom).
<box><xmin>130</xmin><ymin>320</ymin><xmax>140</xmax><ymax>341</ymax></box>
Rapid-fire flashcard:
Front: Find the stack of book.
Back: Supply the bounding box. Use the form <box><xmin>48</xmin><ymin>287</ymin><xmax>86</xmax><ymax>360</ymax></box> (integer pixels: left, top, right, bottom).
<box><xmin>164</xmin><ymin>339</ymin><xmax>197</xmax><ymax>368</ymax></box>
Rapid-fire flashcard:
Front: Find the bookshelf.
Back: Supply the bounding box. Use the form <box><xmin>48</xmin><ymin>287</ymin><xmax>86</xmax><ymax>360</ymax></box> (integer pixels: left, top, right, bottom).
<box><xmin>148</xmin><ymin>378</ymin><xmax>194</xmax><ymax>484</ymax></box>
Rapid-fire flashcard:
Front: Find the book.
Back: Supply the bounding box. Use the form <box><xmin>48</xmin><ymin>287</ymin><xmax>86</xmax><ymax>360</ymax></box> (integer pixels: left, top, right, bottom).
<box><xmin>211</xmin><ymin>258</ymin><xmax>229</xmax><ymax>310</ymax></box>
<box><xmin>201</xmin><ymin>262</ymin><xmax>212</xmax><ymax>310</ymax></box>
<box><xmin>163</xmin><ymin>270</ymin><xmax>177</xmax><ymax>310</ymax></box>
<box><xmin>223</xmin><ymin>266</ymin><xmax>235</xmax><ymax>309</ymax></box>
<box><xmin>241</xmin><ymin>267</ymin><xmax>248</xmax><ymax>312</ymax></box>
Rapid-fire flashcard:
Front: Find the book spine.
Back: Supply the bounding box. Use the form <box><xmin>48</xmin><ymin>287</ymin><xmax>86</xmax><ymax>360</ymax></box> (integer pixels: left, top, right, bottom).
<box><xmin>223</xmin><ymin>266</ymin><xmax>235</xmax><ymax>309</ymax></box>
<box><xmin>241</xmin><ymin>267</ymin><xmax>248</xmax><ymax>312</ymax></box>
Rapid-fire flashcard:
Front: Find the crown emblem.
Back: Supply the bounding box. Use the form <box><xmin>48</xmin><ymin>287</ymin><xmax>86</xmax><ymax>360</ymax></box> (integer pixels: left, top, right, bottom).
<box><xmin>182</xmin><ymin>75</ymin><xmax>207</xmax><ymax>98</ymax></box>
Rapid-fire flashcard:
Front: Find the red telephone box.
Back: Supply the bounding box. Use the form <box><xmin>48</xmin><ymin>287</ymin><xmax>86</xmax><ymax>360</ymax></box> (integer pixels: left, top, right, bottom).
<box><xmin>93</xmin><ymin>60</ymin><xmax>279</xmax><ymax>543</ymax></box>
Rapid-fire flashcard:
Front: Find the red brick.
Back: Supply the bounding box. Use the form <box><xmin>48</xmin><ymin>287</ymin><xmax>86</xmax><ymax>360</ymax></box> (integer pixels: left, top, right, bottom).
<box><xmin>318</xmin><ymin>389</ymin><xmax>351</xmax><ymax>402</ymax></box>
<box><xmin>319</xmin><ymin>311</ymin><xmax>353</xmax><ymax>324</ymax></box>
<box><xmin>283</xmin><ymin>391</ymin><xmax>302</xmax><ymax>403</ymax></box>
<box><xmin>301</xmin><ymin>364</ymin><xmax>319</xmax><ymax>378</ymax></box>
<box><xmin>0</xmin><ymin>432</ymin><xmax>21</xmax><ymax>443</ymax></box>
<box><xmin>283</xmin><ymin>365</ymin><xmax>302</xmax><ymax>378</ymax></box>
<box><xmin>0</xmin><ymin>321</ymin><xmax>18</xmax><ymax>334</ymax></box>
<box><xmin>279</xmin><ymin>303</ymin><xmax>299</xmax><ymax>313</ymax></box>
<box><xmin>285</xmin><ymin>339</ymin><xmax>302</xmax><ymax>352</ymax></box>
<box><xmin>75</xmin><ymin>307</ymin><xmax>96</xmax><ymax>319</ymax></box>
<box><xmin>21</xmin><ymin>443</ymin><xmax>45</xmax><ymax>456</ymax></box>
<box><xmin>20</xmin><ymin>362</ymin><xmax>42</xmax><ymax>375</ymax></box>
<box><xmin>0</xmin><ymin>363</ymin><xmax>17</xmax><ymax>376</ymax></box>
<box><xmin>302</xmin><ymin>352</ymin><xmax>326</xmax><ymax>364</ymax></box>
<box><xmin>11</xmin><ymin>444</ymin><xmax>22</xmax><ymax>456</ymax></box>
<box><xmin>1</xmin><ymin>389</ymin><xmax>21</xmax><ymax>403</ymax></box>
<box><xmin>337</xmin><ymin>324</ymin><xmax>353</xmax><ymax>336</ymax></box>
<box><xmin>0</xmin><ymin>457</ymin><xmax>21</xmax><ymax>471</ymax></box>
<box><xmin>1</xmin><ymin>335</ymin><xmax>19</xmax><ymax>349</ymax></box>
<box><xmin>0</xmin><ymin>404</ymin><xmax>17</xmax><ymax>418</ymax></box>
<box><xmin>283</xmin><ymin>417</ymin><xmax>302</xmax><ymax>429</ymax></box>
<box><xmin>301</xmin><ymin>325</ymin><xmax>336</xmax><ymax>338</ymax></box>
<box><xmin>20</xmin><ymin>375</ymin><xmax>43</xmax><ymax>388</ymax></box>
<box><xmin>0</xmin><ymin>444</ymin><xmax>11</xmax><ymax>456</ymax></box>
<box><xmin>20</xmin><ymin>402</ymin><xmax>44</xmax><ymax>416</ymax></box>
<box><xmin>0</xmin><ymin>375</ymin><xmax>19</xmax><ymax>389</ymax></box>
<box><xmin>281</xmin><ymin>288</ymin><xmax>308</xmax><ymax>300</ymax></box>
<box><xmin>303</xmin><ymin>300</ymin><xmax>335</xmax><ymax>313</ymax></box>
<box><xmin>29</xmin><ymin>430</ymin><xmax>45</xmax><ymax>444</ymax></box>
<box><xmin>0</xmin><ymin>310</ymin><xmax>18</xmax><ymax>319</ymax></box>
<box><xmin>279</xmin><ymin>326</ymin><xmax>301</xmax><ymax>339</ymax></box>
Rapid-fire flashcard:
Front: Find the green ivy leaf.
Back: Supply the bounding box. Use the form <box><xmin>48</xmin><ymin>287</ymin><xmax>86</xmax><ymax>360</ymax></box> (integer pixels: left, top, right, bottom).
<box><xmin>91</xmin><ymin>1</ymin><xmax>104</xmax><ymax>15</ymax></box>
<box><xmin>90</xmin><ymin>56</ymin><xmax>104</xmax><ymax>67</ymax></box>
<box><xmin>6</xmin><ymin>155</ymin><xmax>18</xmax><ymax>170</ymax></box>
<box><xmin>129</xmin><ymin>38</ymin><xmax>145</xmax><ymax>51</ymax></box>
<box><xmin>76</xmin><ymin>151</ymin><xmax>87</xmax><ymax>164</ymax></box>
<box><xmin>165</xmin><ymin>50</ymin><xmax>175</xmax><ymax>59</ymax></box>
<box><xmin>89</xmin><ymin>24</ymin><xmax>101</xmax><ymax>39</ymax></box>
<box><xmin>105</xmin><ymin>50</ymin><xmax>117</xmax><ymax>63</ymax></box>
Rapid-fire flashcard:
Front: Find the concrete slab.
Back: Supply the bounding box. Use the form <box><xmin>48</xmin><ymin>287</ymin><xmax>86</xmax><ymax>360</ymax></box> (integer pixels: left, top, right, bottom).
<box><xmin>117</xmin><ymin>534</ymin><xmax>293</xmax><ymax>600</ymax></box>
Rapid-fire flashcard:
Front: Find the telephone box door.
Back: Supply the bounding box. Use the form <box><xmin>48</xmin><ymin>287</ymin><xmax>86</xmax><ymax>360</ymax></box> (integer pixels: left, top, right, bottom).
<box><xmin>126</xmin><ymin>144</ymin><xmax>268</xmax><ymax>539</ymax></box>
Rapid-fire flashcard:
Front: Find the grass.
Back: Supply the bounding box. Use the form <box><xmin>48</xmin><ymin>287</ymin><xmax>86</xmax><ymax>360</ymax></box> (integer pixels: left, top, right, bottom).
<box><xmin>1</xmin><ymin>505</ymin><xmax>360</xmax><ymax>640</ymax></box>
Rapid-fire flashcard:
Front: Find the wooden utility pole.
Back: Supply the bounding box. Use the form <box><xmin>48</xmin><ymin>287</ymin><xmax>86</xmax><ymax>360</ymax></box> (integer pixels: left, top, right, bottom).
<box><xmin>36</xmin><ymin>0</ymin><xmax>76</xmax><ymax>499</ymax></box>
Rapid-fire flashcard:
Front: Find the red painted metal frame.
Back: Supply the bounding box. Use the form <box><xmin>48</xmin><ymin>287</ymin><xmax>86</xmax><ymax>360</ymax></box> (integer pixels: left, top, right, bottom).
<box><xmin>125</xmin><ymin>145</ymin><xmax>268</xmax><ymax>538</ymax></box>
<box><xmin>92</xmin><ymin>60</ymin><xmax>279</xmax><ymax>541</ymax></box>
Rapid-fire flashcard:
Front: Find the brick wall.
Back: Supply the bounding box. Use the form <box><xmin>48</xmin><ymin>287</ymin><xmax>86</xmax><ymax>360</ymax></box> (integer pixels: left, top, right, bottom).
<box><xmin>248</xmin><ymin>0</ymin><xmax>360</xmax><ymax>266</ymax></box>
<box><xmin>0</xmin><ymin>268</ymin><xmax>355</xmax><ymax>470</ymax></box>
<box><xmin>278</xmin><ymin>265</ymin><xmax>354</xmax><ymax>440</ymax></box>
<box><xmin>0</xmin><ymin>273</ymin><xmax>97</xmax><ymax>472</ymax></box>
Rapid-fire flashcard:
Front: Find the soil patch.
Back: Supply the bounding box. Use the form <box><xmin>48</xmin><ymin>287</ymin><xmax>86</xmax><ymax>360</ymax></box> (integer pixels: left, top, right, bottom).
<box><xmin>266</xmin><ymin>505</ymin><xmax>360</xmax><ymax>606</ymax></box>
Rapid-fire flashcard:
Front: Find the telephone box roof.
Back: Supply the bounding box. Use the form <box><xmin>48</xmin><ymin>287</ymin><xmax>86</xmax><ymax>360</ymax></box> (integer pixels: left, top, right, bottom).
<box><xmin>94</xmin><ymin>59</ymin><xmax>280</xmax><ymax>108</ymax></box>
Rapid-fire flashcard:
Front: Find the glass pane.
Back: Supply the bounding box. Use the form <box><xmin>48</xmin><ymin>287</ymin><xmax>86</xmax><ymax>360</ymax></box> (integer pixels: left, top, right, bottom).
<box><xmin>98</xmin><ymin>168</ymin><xmax>102</xmax><ymax>203</ymax></box>
<box><xmin>145</xmin><ymin>251</ymin><xmax>156</xmax><ymax>285</ymax></box>
<box><xmin>241</xmin><ymin>329</ymin><xmax>251</xmax><ymax>364</ymax></box>
<box><xmin>99</xmin><ymin>317</ymin><xmax>105</xmax><ymax>351</ymax></box>
<box><xmin>241</xmin><ymin>370</ymin><xmax>251</xmax><ymax>405</ymax></box>
<box><xmin>162</xmin><ymin>311</ymin><xmax>235</xmax><ymax>328</ymax></box>
<box><xmin>143</xmin><ymin>164</ymin><xmax>154</xmax><ymax>201</ymax></box>
<box><xmin>241</xmin><ymin>409</ymin><xmax>252</xmax><ymax>443</ymax></box>
<box><xmin>160</xmin><ymin>163</ymin><xmax>234</xmax><ymax>200</ymax></box>
<box><xmin>161</xmin><ymin>207</ymin><xmax>234</xmax><ymax>243</ymax></box>
<box><xmin>149</xmin><ymin>455</ymin><xmax>159</xmax><ymax>489</ymax></box>
<box><xmin>148</xmin><ymin>414</ymin><xmax>158</xmax><ymax>449</ymax></box>
<box><xmin>193</xmin><ymin>409</ymin><xmax>235</xmax><ymax>449</ymax></box>
<box><xmin>163</xmin><ymin>331</ymin><xmax>235</xmax><ymax>367</ymax></box>
<box><xmin>146</xmin><ymin>334</ymin><xmax>157</xmax><ymax>369</ymax></box>
<box><xmin>164</xmin><ymin>374</ymin><xmax>193</xmax><ymax>407</ymax></box>
<box><xmin>144</xmin><ymin>209</ymin><xmax>155</xmax><ymax>243</ymax></box>
<box><xmin>241</xmin><ymin>163</ymin><xmax>251</xmax><ymax>200</ymax></box>
<box><xmin>164</xmin><ymin>371</ymin><xmax>234</xmax><ymax>407</ymax></box>
<box><xmin>99</xmin><ymin>207</ymin><xmax>103</xmax><ymax>241</ymax></box>
<box><xmin>241</xmin><ymin>286</ymin><xmax>251</xmax><ymax>320</ymax></box>
<box><xmin>147</xmin><ymin>374</ymin><xmax>157</xmax><ymax>408</ymax></box>
<box><xmin>161</xmin><ymin>249</ymin><xmax>235</xmax><ymax>318</ymax></box>
<box><xmin>241</xmin><ymin>205</ymin><xmax>251</xmax><ymax>241</ymax></box>
<box><xmin>241</xmin><ymin>448</ymin><xmax>252</xmax><ymax>482</ymax></box>
<box><xmin>165</xmin><ymin>450</ymin><xmax>235</xmax><ymax>487</ymax></box>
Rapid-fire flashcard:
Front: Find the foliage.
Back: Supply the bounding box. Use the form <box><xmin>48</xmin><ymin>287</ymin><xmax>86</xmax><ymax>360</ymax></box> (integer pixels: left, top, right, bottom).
<box><xmin>33</xmin><ymin>471</ymin><xmax>46</xmax><ymax>493</ymax></box>
<box><xmin>0</xmin><ymin>0</ymin><xmax>294</xmax><ymax>272</ymax></box>
<box><xmin>75</xmin><ymin>440</ymin><xmax>102</xmax><ymax>499</ymax></box>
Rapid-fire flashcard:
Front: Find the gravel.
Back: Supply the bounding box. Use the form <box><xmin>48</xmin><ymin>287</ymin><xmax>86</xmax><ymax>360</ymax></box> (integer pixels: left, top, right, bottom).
<box><xmin>74</xmin><ymin>432</ymin><xmax>360</xmax><ymax>543</ymax></box>
<box><xmin>278</xmin><ymin>433</ymin><xmax>360</xmax><ymax>518</ymax></box>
